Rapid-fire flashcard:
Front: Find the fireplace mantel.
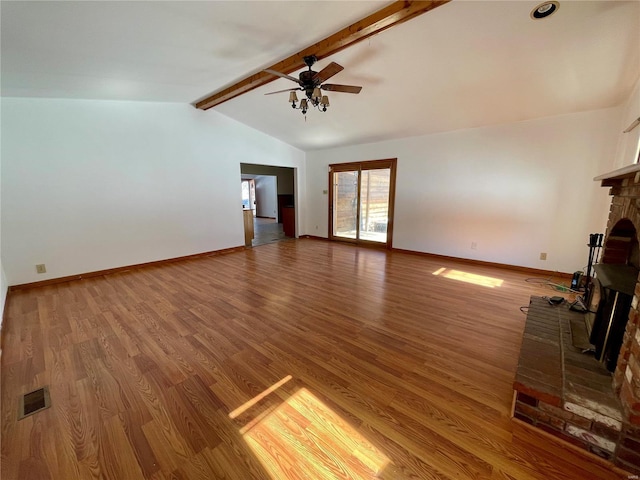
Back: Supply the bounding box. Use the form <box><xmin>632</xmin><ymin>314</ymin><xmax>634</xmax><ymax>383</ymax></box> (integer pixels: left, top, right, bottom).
<box><xmin>595</xmin><ymin>164</ymin><xmax>640</xmax><ymax>186</ymax></box>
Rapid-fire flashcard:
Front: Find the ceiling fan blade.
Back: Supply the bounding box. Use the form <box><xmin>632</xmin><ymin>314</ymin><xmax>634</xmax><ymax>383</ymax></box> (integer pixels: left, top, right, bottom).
<box><xmin>321</xmin><ymin>84</ymin><xmax>362</xmax><ymax>94</ymax></box>
<box><xmin>264</xmin><ymin>88</ymin><xmax>300</xmax><ymax>96</ymax></box>
<box><xmin>312</xmin><ymin>62</ymin><xmax>344</xmax><ymax>83</ymax></box>
<box><xmin>264</xmin><ymin>69</ymin><xmax>300</xmax><ymax>84</ymax></box>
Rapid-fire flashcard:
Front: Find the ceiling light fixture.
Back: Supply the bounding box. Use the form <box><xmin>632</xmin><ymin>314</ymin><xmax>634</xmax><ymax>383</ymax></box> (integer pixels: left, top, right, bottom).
<box><xmin>530</xmin><ymin>1</ymin><xmax>559</xmax><ymax>19</ymax></box>
<box><xmin>288</xmin><ymin>89</ymin><xmax>330</xmax><ymax>115</ymax></box>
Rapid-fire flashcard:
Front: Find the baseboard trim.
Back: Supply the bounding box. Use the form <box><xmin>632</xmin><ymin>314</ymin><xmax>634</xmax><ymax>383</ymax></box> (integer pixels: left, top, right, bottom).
<box><xmin>391</xmin><ymin>247</ymin><xmax>572</xmax><ymax>278</ymax></box>
<box><xmin>299</xmin><ymin>235</ymin><xmax>384</xmax><ymax>248</ymax></box>
<box><xmin>9</xmin><ymin>245</ymin><xmax>246</xmax><ymax>291</ymax></box>
<box><xmin>299</xmin><ymin>235</ymin><xmax>330</xmax><ymax>241</ymax></box>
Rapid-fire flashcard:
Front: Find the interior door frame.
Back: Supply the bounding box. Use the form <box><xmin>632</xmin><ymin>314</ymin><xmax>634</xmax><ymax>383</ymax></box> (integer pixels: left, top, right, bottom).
<box><xmin>328</xmin><ymin>158</ymin><xmax>397</xmax><ymax>249</ymax></box>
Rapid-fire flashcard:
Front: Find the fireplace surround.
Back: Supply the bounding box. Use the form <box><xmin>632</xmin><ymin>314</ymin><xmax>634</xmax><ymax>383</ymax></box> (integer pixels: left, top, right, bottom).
<box><xmin>595</xmin><ymin>164</ymin><xmax>640</xmax><ymax>427</ymax></box>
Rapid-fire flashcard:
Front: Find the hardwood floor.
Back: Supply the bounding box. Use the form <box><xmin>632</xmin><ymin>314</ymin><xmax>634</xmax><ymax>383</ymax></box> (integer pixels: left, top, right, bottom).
<box><xmin>0</xmin><ymin>239</ymin><xmax>630</xmax><ymax>479</ymax></box>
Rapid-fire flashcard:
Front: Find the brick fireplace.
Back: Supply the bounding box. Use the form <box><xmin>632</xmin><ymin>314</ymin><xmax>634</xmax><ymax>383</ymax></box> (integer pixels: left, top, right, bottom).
<box><xmin>597</xmin><ymin>165</ymin><xmax>640</xmax><ymax>436</ymax></box>
<box><xmin>512</xmin><ymin>164</ymin><xmax>640</xmax><ymax>474</ymax></box>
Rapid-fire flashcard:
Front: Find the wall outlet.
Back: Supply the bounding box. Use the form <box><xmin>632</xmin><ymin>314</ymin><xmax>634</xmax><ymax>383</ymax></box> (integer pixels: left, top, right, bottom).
<box><xmin>322</xmin><ymin>190</ymin><xmax>328</xmax><ymax>195</ymax></box>
<box><xmin>315</xmin><ymin>225</ymin><xmax>318</xmax><ymax>230</ymax></box>
<box><xmin>540</xmin><ymin>252</ymin><xmax>547</xmax><ymax>260</ymax></box>
<box><xmin>471</xmin><ymin>242</ymin><xmax>477</xmax><ymax>250</ymax></box>
<box><xmin>36</xmin><ymin>264</ymin><xmax>46</xmax><ymax>274</ymax></box>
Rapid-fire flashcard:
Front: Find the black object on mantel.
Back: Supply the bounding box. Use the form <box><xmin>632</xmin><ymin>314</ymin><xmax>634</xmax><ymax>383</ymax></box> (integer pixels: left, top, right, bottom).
<box><xmin>590</xmin><ymin>263</ymin><xmax>638</xmax><ymax>371</ymax></box>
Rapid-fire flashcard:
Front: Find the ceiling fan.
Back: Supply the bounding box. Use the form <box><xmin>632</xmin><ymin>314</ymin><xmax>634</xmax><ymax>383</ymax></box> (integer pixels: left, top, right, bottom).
<box><xmin>264</xmin><ymin>55</ymin><xmax>362</xmax><ymax>114</ymax></box>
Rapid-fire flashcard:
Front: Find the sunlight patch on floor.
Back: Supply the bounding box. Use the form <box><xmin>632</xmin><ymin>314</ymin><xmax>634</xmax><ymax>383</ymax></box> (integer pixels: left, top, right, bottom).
<box><xmin>432</xmin><ymin>268</ymin><xmax>503</xmax><ymax>288</ymax></box>
<box><xmin>241</xmin><ymin>387</ymin><xmax>390</xmax><ymax>479</ymax></box>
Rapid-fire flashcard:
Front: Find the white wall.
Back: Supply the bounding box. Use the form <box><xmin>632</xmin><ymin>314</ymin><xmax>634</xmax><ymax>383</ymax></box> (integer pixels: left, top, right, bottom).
<box><xmin>255</xmin><ymin>175</ymin><xmax>278</xmax><ymax>218</ymax></box>
<box><xmin>612</xmin><ymin>77</ymin><xmax>640</xmax><ymax>169</ymax></box>
<box><xmin>1</xmin><ymin>98</ymin><xmax>629</xmax><ymax>285</ymax></box>
<box><xmin>1</xmin><ymin>98</ymin><xmax>305</xmax><ymax>285</ymax></box>
<box><xmin>307</xmin><ymin>107</ymin><xmax>623</xmax><ymax>273</ymax></box>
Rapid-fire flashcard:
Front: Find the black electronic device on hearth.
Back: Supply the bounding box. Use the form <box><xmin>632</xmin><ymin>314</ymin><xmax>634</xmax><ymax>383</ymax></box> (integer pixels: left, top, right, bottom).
<box><xmin>571</xmin><ymin>271</ymin><xmax>583</xmax><ymax>291</ymax></box>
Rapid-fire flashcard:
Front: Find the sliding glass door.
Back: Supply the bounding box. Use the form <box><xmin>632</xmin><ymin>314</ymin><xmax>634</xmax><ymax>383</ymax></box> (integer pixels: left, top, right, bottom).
<box><xmin>329</xmin><ymin>159</ymin><xmax>396</xmax><ymax>248</ymax></box>
<box><xmin>333</xmin><ymin>169</ymin><xmax>359</xmax><ymax>239</ymax></box>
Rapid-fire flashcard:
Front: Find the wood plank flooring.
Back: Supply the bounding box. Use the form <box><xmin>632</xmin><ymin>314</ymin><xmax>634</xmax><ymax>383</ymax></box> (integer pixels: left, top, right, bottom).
<box><xmin>0</xmin><ymin>239</ymin><xmax>630</xmax><ymax>479</ymax></box>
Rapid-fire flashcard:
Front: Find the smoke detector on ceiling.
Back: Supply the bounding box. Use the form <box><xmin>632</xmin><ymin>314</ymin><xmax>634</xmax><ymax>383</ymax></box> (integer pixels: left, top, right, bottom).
<box><xmin>530</xmin><ymin>1</ymin><xmax>559</xmax><ymax>20</ymax></box>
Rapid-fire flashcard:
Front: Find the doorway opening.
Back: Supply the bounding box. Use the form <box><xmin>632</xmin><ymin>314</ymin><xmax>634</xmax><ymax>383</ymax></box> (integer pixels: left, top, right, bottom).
<box><xmin>329</xmin><ymin>159</ymin><xmax>397</xmax><ymax>249</ymax></box>
<box><xmin>240</xmin><ymin>164</ymin><xmax>296</xmax><ymax>247</ymax></box>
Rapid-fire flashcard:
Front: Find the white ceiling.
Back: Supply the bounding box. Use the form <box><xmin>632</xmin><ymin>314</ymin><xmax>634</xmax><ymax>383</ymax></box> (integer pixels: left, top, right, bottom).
<box><xmin>2</xmin><ymin>1</ymin><xmax>639</xmax><ymax>151</ymax></box>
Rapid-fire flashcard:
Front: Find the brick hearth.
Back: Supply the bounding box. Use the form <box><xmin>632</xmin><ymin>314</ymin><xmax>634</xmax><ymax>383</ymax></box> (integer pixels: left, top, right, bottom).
<box><xmin>513</xmin><ymin>297</ymin><xmax>640</xmax><ymax>472</ymax></box>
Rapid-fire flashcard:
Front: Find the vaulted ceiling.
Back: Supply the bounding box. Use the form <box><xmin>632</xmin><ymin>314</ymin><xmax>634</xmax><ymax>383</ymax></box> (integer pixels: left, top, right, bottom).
<box><xmin>2</xmin><ymin>1</ymin><xmax>639</xmax><ymax>150</ymax></box>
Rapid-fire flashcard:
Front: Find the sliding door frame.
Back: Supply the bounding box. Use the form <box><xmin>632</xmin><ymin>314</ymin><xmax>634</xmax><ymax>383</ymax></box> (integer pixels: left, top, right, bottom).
<box><xmin>328</xmin><ymin>158</ymin><xmax>397</xmax><ymax>250</ymax></box>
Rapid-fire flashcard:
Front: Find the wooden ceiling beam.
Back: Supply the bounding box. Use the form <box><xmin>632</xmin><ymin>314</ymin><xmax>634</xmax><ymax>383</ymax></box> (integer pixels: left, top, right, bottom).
<box><xmin>194</xmin><ymin>0</ymin><xmax>450</xmax><ymax>110</ymax></box>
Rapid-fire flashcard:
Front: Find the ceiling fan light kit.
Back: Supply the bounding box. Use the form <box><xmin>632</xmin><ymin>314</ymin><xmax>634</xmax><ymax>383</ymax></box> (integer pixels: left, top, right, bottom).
<box><xmin>288</xmin><ymin>91</ymin><xmax>330</xmax><ymax>114</ymax></box>
<box><xmin>266</xmin><ymin>55</ymin><xmax>360</xmax><ymax>115</ymax></box>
